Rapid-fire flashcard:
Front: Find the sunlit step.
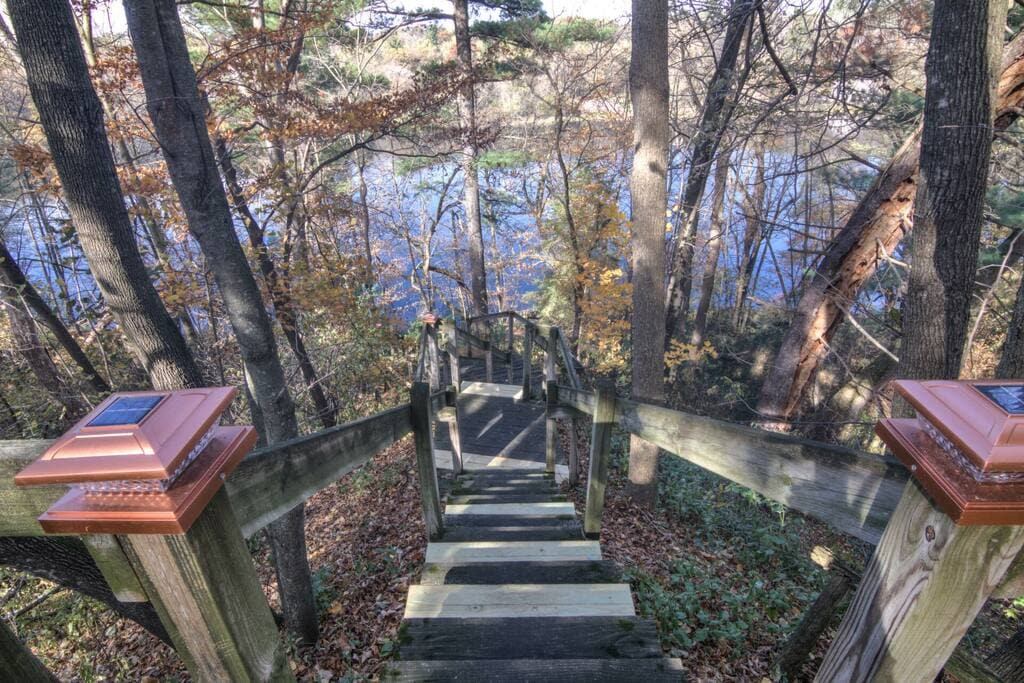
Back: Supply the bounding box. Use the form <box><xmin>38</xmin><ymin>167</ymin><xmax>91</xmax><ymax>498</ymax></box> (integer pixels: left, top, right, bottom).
<box><xmin>404</xmin><ymin>583</ymin><xmax>635</xmax><ymax>618</ymax></box>
<box><xmin>425</xmin><ymin>540</ymin><xmax>601</xmax><ymax>564</ymax></box>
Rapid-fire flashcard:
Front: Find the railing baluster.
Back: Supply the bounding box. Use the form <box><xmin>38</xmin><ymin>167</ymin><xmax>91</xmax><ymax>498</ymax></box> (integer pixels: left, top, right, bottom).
<box><xmin>521</xmin><ymin>324</ymin><xmax>533</xmax><ymax>401</ymax></box>
<box><xmin>410</xmin><ymin>382</ymin><xmax>444</xmax><ymax>541</ymax></box>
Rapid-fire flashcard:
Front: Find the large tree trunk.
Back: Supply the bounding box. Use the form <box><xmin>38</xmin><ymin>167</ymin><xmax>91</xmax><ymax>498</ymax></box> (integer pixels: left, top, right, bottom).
<box><xmin>453</xmin><ymin>0</ymin><xmax>488</xmax><ymax>316</ymax></box>
<box><xmin>998</xmin><ymin>275</ymin><xmax>1024</xmax><ymax>378</ymax></box>
<box><xmin>124</xmin><ymin>0</ymin><xmax>318</xmax><ymax>645</ymax></box>
<box><xmin>756</xmin><ymin>30</ymin><xmax>1024</xmax><ymax>428</ymax></box>
<box><xmin>625</xmin><ymin>0</ymin><xmax>668</xmax><ymax>510</ymax></box>
<box><xmin>691</xmin><ymin>151</ymin><xmax>732</xmax><ymax>349</ymax></box>
<box><xmin>0</xmin><ymin>536</ymin><xmax>169</xmax><ymax>644</ymax></box>
<box><xmin>731</xmin><ymin>145</ymin><xmax>766</xmax><ymax>330</ymax></box>
<box><xmin>664</xmin><ymin>0</ymin><xmax>753</xmax><ymax>342</ymax></box>
<box><xmin>0</xmin><ymin>239</ymin><xmax>109</xmax><ymax>394</ymax></box>
<box><xmin>7</xmin><ymin>0</ymin><xmax>204</xmax><ymax>392</ymax></box>
<box><xmin>898</xmin><ymin>0</ymin><xmax>1003</xmax><ymax>382</ymax></box>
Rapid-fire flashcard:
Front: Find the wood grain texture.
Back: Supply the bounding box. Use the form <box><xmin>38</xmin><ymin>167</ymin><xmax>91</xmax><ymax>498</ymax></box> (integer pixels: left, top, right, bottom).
<box><xmin>383</xmin><ymin>657</ymin><xmax>685</xmax><ymax>681</ymax></box>
<box><xmin>425</xmin><ymin>540</ymin><xmax>601</xmax><ymax>563</ymax></box>
<box><xmin>419</xmin><ymin>560</ymin><xmax>621</xmax><ymax>585</ymax></box>
<box><xmin>397</xmin><ymin>616</ymin><xmax>663</xmax><ymax>660</ymax></box>
<box><xmin>227</xmin><ymin>404</ymin><xmax>413</xmax><ymax>537</ymax></box>
<box><xmin>82</xmin><ymin>534</ymin><xmax>147</xmax><ymax>603</ymax></box>
<box><xmin>403</xmin><ymin>583</ymin><xmax>634</xmax><ymax>618</ymax></box>
<box><xmin>584</xmin><ymin>385</ymin><xmax>616</xmax><ymax>537</ymax></box>
<box><xmin>412</xmin><ymin>382</ymin><xmax>444</xmax><ymax>541</ymax></box>
<box><xmin>615</xmin><ymin>397</ymin><xmax>908</xmax><ymax>544</ymax></box>
<box><xmin>439</xmin><ymin>525</ymin><xmax>583</xmax><ymax>542</ymax></box>
<box><xmin>815</xmin><ymin>480</ymin><xmax>1024</xmax><ymax>682</ymax></box>
<box><xmin>121</xmin><ymin>489</ymin><xmax>293</xmax><ymax>682</ymax></box>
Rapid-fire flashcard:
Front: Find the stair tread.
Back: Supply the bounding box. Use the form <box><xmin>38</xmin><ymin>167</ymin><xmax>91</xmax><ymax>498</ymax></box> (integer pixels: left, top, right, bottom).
<box><xmin>383</xmin><ymin>657</ymin><xmax>685</xmax><ymax>682</ymax></box>
<box><xmin>419</xmin><ymin>560</ymin><xmax>622</xmax><ymax>585</ymax></box>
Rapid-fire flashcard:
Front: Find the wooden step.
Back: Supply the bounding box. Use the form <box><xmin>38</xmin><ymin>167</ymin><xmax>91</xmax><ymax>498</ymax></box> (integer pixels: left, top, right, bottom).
<box><xmin>457</xmin><ymin>469</ymin><xmax>553</xmax><ymax>480</ymax></box>
<box><xmin>383</xmin><ymin>657</ymin><xmax>686</xmax><ymax>681</ymax></box>
<box><xmin>425</xmin><ymin>540</ymin><xmax>601</xmax><ymax>564</ymax></box>
<box><xmin>444</xmin><ymin>514</ymin><xmax>577</xmax><ymax>528</ymax></box>
<box><xmin>445</xmin><ymin>502</ymin><xmax>576</xmax><ymax>518</ymax></box>
<box><xmin>398</xmin><ymin>616</ymin><xmax>664</xmax><ymax>660</ymax></box>
<box><xmin>446</xmin><ymin>494</ymin><xmax>566</xmax><ymax>504</ymax></box>
<box><xmin>440</xmin><ymin>525</ymin><xmax>583</xmax><ymax>542</ymax></box>
<box><xmin>403</xmin><ymin>583</ymin><xmax>635</xmax><ymax>618</ymax></box>
<box><xmin>450</xmin><ymin>483</ymin><xmax>560</xmax><ymax>496</ymax></box>
<box><xmin>420</xmin><ymin>560</ymin><xmax>622</xmax><ymax>586</ymax></box>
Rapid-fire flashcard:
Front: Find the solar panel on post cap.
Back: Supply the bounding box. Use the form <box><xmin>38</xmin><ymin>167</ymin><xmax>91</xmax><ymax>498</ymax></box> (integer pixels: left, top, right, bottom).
<box><xmin>877</xmin><ymin>379</ymin><xmax>1024</xmax><ymax>525</ymax></box>
<box><xmin>14</xmin><ymin>387</ymin><xmax>256</xmax><ymax>534</ymax></box>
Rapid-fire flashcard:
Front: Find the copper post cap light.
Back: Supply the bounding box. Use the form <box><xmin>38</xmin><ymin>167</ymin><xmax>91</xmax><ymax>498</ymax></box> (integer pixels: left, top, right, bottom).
<box><xmin>877</xmin><ymin>379</ymin><xmax>1024</xmax><ymax>525</ymax></box>
<box><xmin>15</xmin><ymin>387</ymin><xmax>256</xmax><ymax>535</ymax></box>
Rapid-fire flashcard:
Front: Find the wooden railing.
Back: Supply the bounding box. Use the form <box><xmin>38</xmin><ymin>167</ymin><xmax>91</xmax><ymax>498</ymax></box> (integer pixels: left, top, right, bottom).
<box><xmin>3</xmin><ymin>309</ymin><xmax>1018</xmax><ymax>682</ymax></box>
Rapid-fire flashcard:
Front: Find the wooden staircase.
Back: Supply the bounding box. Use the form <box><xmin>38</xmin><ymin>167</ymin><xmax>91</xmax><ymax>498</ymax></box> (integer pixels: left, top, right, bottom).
<box><xmin>387</xmin><ymin>444</ymin><xmax>684</xmax><ymax>679</ymax></box>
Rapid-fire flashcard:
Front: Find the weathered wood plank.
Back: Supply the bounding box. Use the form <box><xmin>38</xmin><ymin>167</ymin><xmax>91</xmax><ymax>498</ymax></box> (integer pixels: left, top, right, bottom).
<box><xmin>398</xmin><ymin>616</ymin><xmax>663</xmax><ymax>661</ymax></box>
<box><xmin>439</xmin><ymin>525</ymin><xmax>583</xmax><ymax>542</ymax></box>
<box><xmin>412</xmin><ymin>382</ymin><xmax>444</xmax><ymax>541</ymax></box>
<box><xmin>816</xmin><ymin>480</ymin><xmax>1024</xmax><ymax>682</ymax></box>
<box><xmin>227</xmin><ymin>404</ymin><xmax>413</xmax><ymax>537</ymax></box>
<box><xmin>584</xmin><ymin>385</ymin><xmax>615</xmax><ymax>538</ymax></box>
<box><xmin>403</xmin><ymin>583</ymin><xmax>634</xmax><ymax>618</ymax></box>
<box><xmin>522</xmin><ymin>326</ymin><xmax>533</xmax><ymax>400</ymax></box>
<box><xmin>419</xmin><ymin>560</ymin><xmax>621</xmax><ymax>585</ymax></box>
<box><xmin>383</xmin><ymin>657</ymin><xmax>685</xmax><ymax>682</ymax></box>
<box><xmin>443</xmin><ymin>514</ymin><xmax>579</xmax><ymax>528</ymax></box>
<box><xmin>0</xmin><ymin>439</ymin><xmax>62</xmax><ymax>536</ymax></box>
<box><xmin>425</xmin><ymin>540</ymin><xmax>601</xmax><ymax>564</ymax></box>
<box><xmin>445</xmin><ymin>502</ymin><xmax>576</xmax><ymax>517</ymax></box>
<box><xmin>446</xmin><ymin>494</ymin><xmax>566</xmax><ymax>504</ymax></box>
<box><xmin>121</xmin><ymin>489</ymin><xmax>293</xmax><ymax>682</ymax></box>
<box><xmin>557</xmin><ymin>332</ymin><xmax>581</xmax><ymax>389</ymax></box>
<box><xmin>450</xmin><ymin>482</ymin><xmax>559</xmax><ymax>495</ymax></box>
<box><xmin>82</xmin><ymin>534</ymin><xmax>147</xmax><ymax>603</ymax></box>
<box><xmin>615</xmin><ymin>397</ymin><xmax>909</xmax><ymax>545</ymax></box>
<box><xmin>558</xmin><ymin>385</ymin><xmax>596</xmax><ymax>415</ymax></box>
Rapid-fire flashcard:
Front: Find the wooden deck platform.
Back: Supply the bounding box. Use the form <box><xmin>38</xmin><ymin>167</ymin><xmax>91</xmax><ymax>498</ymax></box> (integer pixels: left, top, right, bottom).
<box><xmin>387</xmin><ymin>375</ymin><xmax>684</xmax><ymax>681</ymax></box>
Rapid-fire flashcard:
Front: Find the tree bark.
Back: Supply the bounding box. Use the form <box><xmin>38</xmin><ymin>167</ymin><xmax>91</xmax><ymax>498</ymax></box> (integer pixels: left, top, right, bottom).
<box><xmin>899</xmin><ymin>0</ymin><xmax>1003</xmax><ymax>382</ymax></box>
<box><xmin>664</xmin><ymin>0</ymin><xmax>753</xmax><ymax>343</ymax></box>
<box><xmin>0</xmin><ymin>239</ymin><xmax>109</xmax><ymax>394</ymax></box>
<box><xmin>453</xmin><ymin>0</ymin><xmax>488</xmax><ymax>316</ymax></box>
<box><xmin>998</xmin><ymin>276</ymin><xmax>1024</xmax><ymax>378</ymax></box>
<box><xmin>124</xmin><ymin>0</ymin><xmax>318</xmax><ymax>645</ymax></box>
<box><xmin>626</xmin><ymin>0</ymin><xmax>668</xmax><ymax>510</ymax></box>
<box><xmin>756</xmin><ymin>29</ymin><xmax>1024</xmax><ymax>428</ymax></box>
<box><xmin>986</xmin><ymin>626</ymin><xmax>1024</xmax><ymax>681</ymax></box>
<box><xmin>691</xmin><ymin>150</ymin><xmax>732</xmax><ymax>349</ymax></box>
<box><xmin>731</xmin><ymin>145</ymin><xmax>766</xmax><ymax>331</ymax></box>
<box><xmin>7</xmin><ymin>0</ymin><xmax>204</xmax><ymax>392</ymax></box>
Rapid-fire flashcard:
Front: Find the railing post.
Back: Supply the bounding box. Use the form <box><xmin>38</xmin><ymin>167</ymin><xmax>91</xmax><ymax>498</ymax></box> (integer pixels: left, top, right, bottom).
<box><xmin>441</xmin><ymin>321</ymin><xmax>461</xmax><ymax>392</ymax></box>
<box><xmin>567</xmin><ymin>417</ymin><xmax>580</xmax><ymax>486</ymax></box>
<box><xmin>410</xmin><ymin>382</ymin><xmax>444</xmax><ymax>540</ymax></box>
<box><xmin>0</xmin><ymin>619</ymin><xmax>55</xmax><ymax>682</ymax></box>
<box><xmin>120</xmin><ymin>489</ymin><xmax>294</xmax><ymax>682</ymax></box>
<box><xmin>584</xmin><ymin>382</ymin><xmax>615</xmax><ymax>538</ymax></box>
<box><xmin>506</xmin><ymin>312</ymin><xmax>514</xmax><ymax>384</ymax></box>
<box><xmin>422</xmin><ymin>314</ymin><xmax>441</xmax><ymax>391</ymax></box>
<box><xmin>521</xmin><ymin>324</ymin><xmax>533</xmax><ymax>401</ymax></box>
<box><xmin>484</xmin><ymin>341</ymin><xmax>493</xmax><ymax>383</ymax></box>
<box><xmin>545</xmin><ymin>381</ymin><xmax>559</xmax><ymax>475</ymax></box>
<box><xmin>445</xmin><ymin>386</ymin><xmax>464</xmax><ymax>476</ymax></box>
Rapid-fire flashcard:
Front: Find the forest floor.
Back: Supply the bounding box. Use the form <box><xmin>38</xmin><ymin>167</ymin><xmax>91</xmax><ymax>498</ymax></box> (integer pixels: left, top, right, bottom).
<box><xmin>3</xmin><ymin>429</ymin><xmax>1020</xmax><ymax>681</ymax></box>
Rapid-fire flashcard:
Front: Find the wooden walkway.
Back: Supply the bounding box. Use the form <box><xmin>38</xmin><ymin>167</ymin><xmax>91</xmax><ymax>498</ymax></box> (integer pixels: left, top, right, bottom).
<box><xmin>387</xmin><ymin>379</ymin><xmax>684</xmax><ymax>681</ymax></box>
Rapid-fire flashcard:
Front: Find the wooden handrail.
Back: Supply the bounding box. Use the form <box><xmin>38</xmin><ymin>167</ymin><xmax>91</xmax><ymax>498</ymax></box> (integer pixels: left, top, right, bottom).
<box><xmin>555</xmin><ymin>384</ymin><xmax>909</xmax><ymax>545</ymax></box>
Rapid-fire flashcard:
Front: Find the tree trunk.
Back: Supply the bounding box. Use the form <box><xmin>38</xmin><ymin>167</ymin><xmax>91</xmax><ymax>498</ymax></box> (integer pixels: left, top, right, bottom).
<box><xmin>756</xmin><ymin>30</ymin><xmax>1024</xmax><ymax>428</ymax></box>
<box><xmin>124</xmin><ymin>0</ymin><xmax>318</xmax><ymax>645</ymax></box>
<box><xmin>664</xmin><ymin>0</ymin><xmax>753</xmax><ymax>342</ymax></box>
<box><xmin>0</xmin><ymin>239</ymin><xmax>109</xmax><ymax>394</ymax></box>
<box><xmin>899</xmin><ymin>0</ymin><xmax>1003</xmax><ymax>382</ymax></box>
<box><xmin>998</xmin><ymin>276</ymin><xmax>1024</xmax><ymax>378</ymax></box>
<box><xmin>691</xmin><ymin>150</ymin><xmax>732</xmax><ymax>349</ymax></box>
<box><xmin>453</xmin><ymin>0</ymin><xmax>487</xmax><ymax>316</ymax></box>
<box><xmin>625</xmin><ymin>0</ymin><xmax>668</xmax><ymax>510</ymax></box>
<box><xmin>7</xmin><ymin>0</ymin><xmax>204</xmax><ymax>392</ymax></box>
<box><xmin>0</xmin><ymin>536</ymin><xmax>169</xmax><ymax>644</ymax></box>
<box><xmin>731</xmin><ymin>144</ymin><xmax>766</xmax><ymax>331</ymax></box>
<box><xmin>986</xmin><ymin>626</ymin><xmax>1024</xmax><ymax>681</ymax></box>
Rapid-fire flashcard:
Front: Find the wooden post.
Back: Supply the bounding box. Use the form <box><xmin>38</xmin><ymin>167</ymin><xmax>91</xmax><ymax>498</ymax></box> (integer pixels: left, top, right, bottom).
<box><xmin>506</xmin><ymin>312</ymin><xmax>514</xmax><ymax>383</ymax></box>
<box><xmin>82</xmin><ymin>534</ymin><xmax>147</xmax><ymax>602</ymax></box>
<box><xmin>120</xmin><ymin>489</ymin><xmax>294</xmax><ymax>682</ymax></box>
<box><xmin>410</xmin><ymin>382</ymin><xmax>444</xmax><ymax>540</ymax></box>
<box><xmin>545</xmin><ymin>381</ymin><xmax>559</xmax><ymax>475</ymax></box>
<box><xmin>521</xmin><ymin>324</ymin><xmax>533</xmax><ymax>401</ymax></box>
<box><xmin>584</xmin><ymin>383</ymin><xmax>615</xmax><ymax>538</ymax></box>
<box><xmin>484</xmin><ymin>341</ymin><xmax>493</xmax><ymax>383</ymax></box>
<box><xmin>567</xmin><ymin>417</ymin><xmax>580</xmax><ymax>486</ymax></box>
<box><xmin>424</xmin><ymin>320</ymin><xmax>441</xmax><ymax>391</ymax></box>
<box><xmin>0</xmin><ymin>619</ymin><xmax>55</xmax><ymax>682</ymax></box>
<box><xmin>815</xmin><ymin>479</ymin><xmax>1024</xmax><ymax>682</ymax></box>
<box><xmin>441</xmin><ymin>322</ymin><xmax>461</xmax><ymax>392</ymax></box>
<box><xmin>446</xmin><ymin>387</ymin><xmax>464</xmax><ymax>476</ymax></box>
